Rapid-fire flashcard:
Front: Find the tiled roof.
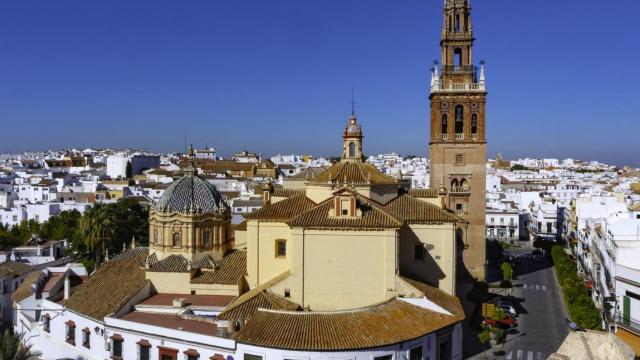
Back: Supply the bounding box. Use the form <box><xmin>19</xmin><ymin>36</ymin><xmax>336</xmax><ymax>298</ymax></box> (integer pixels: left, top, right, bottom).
<box><xmin>384</xmin><ymin>194</ymin><xmax>460</xmax><ymax>224</ymax></box>
<box><xmin>148</xmin><ymin>254</ymin><xmax>189</xmax><ymax>273</ymax></box>
<box><xmin>65</xmin><ymin>248</ymin><xmax>149</xmax><ymax>321</ymax></box>
<box><xmin>244</xmin><ymin>193</ymin><xmax>316</xmax><ymax>222</ymax></box>
<box><xmin>272</xmin><ymin>188</ymin><xmax>305</xmax><ymax>198</ymax></box>
<box><xmin>234</xmin><ymin>298</ymin><xmax>460</xmax><ymax>351</ymax></box>
<box><xmin>155</xmin><ymin>174</ymin><xmax>229</xmax><ymax>214</ymax></box>
<box><xmin>308</xmin><ymin>161</ymin><xmax>397</xmax><ymax>185</ymax></box>
<box><xmin>190</xmin><ymin>250</ymin><xmax>247</xmax><ymax>285</ymax></box>
<box><xmin>218</xmin><ymin>290</ymin><xmax>300</xmax><ymax>321</ymax></box>
<box><xmin>12</xmin><ymin>271</ymin><xmax>42</xmax><ymax>303</ymax></box>
<box><xmin>232</xmin><ymin>221</ymin><xmax>247</xmax><ymax>231</ymax></box>
<box><xmin>288</xmin><ymin>194</ymin><xmax>403</xmax><ymax>230</ymax></box>
<box><xmin>407</xmin><ymin>188</ymin><xmax>439</xmax><ymax>198</ymax></box>
<box><xmin>0</xmin><ymin>261</ymin><xmax>33</xmax><ymax>278</ymax></box>
<box><xmin>400</xmin><ymin>276</ymin><xmax>465</xmax><ymax>320</ymax></box>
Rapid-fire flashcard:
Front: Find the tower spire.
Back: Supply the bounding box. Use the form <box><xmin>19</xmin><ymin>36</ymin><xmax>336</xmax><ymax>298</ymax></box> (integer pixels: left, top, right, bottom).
<box><xmin>350</xmin><ymin>87</ymin><xmax>356</xmax><ymax>117</ymax></box>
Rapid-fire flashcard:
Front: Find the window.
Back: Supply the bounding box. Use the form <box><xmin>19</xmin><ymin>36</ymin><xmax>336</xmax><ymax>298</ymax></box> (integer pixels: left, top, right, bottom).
<box><xmin>455</xmin><ymin>105</ymin><xmax>464</xmax><ymax>133</ymax></box>
<box><xmin>111</xmin><ymin>335</ymin><xmax>123</xmax><ymax>358</ymax></box>
<box><xmin>275</xmin><ymin>239</ymin><xmax>286</xmax><ymax>258</ymax></box>
<box><xmin>65</xmin><ymin>321</ymin><xmax>75</xmax><ymax>345</ymax></box>
<box><xmin>500</xmin><ymin>218</ymin><xmax>505</xmax><ymax>225</ymax></box>
<box><xmin>414</xmin><ymin>244</ymin><xmax>425</xmax><ymax>261</ymax></box>
<box><xmin>438</xmin><ymin>332</ymin><xmax>453</xmax><ymax>360</ymax></box>
<box><xmin>284</xmin><ymin>288</ymin><xmax>291</xmax><ymax>298</ymax></box>
<box><xmin>82</xmin><ymin>328</ymin><xmax>90</xmax><ymax>348</ymax></box>
<box><xmin>455</xmin><ymin>154</ymin><xmax>464</xmax><ymax>166</ymax></box>
<box><xmin>490</xmin><ymin>218</ymin><xmax>494</xmax><ymax>224</ymax></box>
<box><xmin>456</xmin><ymin>203</ymin><xmax>464</xmax><ymax>215</ymax></box>
<box><xmin>454</xmin><ymin>48</ymin><xmax>462</xmax><ymax>66</ymax></box>
<box><xmin>203</xmin><ymin>230</ymin><xmax>211</xmax><ymax>248</ymax></box>
<box><xmin>244</xmin><ymin>354</ymin><xmax>263</xmax><ymax>360</ymax></box>
<box><xmin>184</xmin><ymin>349</ymin><xmax>200</xmax><ymax>360</ymax></box>
<box><xmin>441</xmin><ymin>114</ymin><xmax>448</xmax><ymax>135</ymax></box>
<box><xmin>454</xmin><ymin>14</ymin><xmax>460</xmax><ymax>32</ymax></box>
<box><xmin>374</xmin><ymin>355</ymin><xmax>393</xmax><ymax>360</ymax></box>
<box><xmin>348</xmin><ymin>142</ymin><xmax>356</xmax><ymax>158</ymax></box>
<box><xmin>471</xmin><ymin>114</ymin><xmax>478</xmax><ymax>134</ymax></box>
<box><xmin>547</xmin><ymin>222</ymin><xmax>553</xmax><ymax>233</ymax></box>
<box><xmin>137</xmin><ymin>340</ymin><xmax>151</xmax><ymax>360</ymax></box>
<box><xmin>341</xmin><ymin>198</ymin><xmax>350</xmax><ymax>216</ymax></box>
<box><xmin>410</xmin><ymin>346</ymin><xmax>423</xmax><ymax>360</ymax></box>
<box><xmin>42</xmin><ymin>314</ymin><xmax>50</xmax><ymax>333</ymax></box>
<box><xmin>172</xmin><ymin>232</ymin><xmax>181</xmax><ymax>247</ymax></box>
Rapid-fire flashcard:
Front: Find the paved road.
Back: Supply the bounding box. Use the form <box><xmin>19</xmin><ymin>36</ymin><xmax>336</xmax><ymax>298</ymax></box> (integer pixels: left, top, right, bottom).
<box><xmin>467</xmin><ymin>245</ymin><xmax>570</xmax><ymax>359</ymax></box>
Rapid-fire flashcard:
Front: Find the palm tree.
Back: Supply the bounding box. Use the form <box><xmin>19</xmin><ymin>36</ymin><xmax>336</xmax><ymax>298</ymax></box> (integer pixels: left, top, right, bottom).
<box><xmin>0</xmin><ymin>329</ymin><xmax>41</xmax><ymax>360</ymax></box>
<box><xmin>80</xmin><ymin>203</ymin><xmax>114</xmax><ymax>263</ymax></box>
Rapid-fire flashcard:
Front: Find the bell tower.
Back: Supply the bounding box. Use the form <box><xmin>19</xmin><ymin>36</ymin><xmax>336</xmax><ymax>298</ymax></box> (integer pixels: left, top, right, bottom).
<box><xmin>342</xmin><ymin>114</ymin><xmax>364</xmax><ymax>161</ymax></box>
<box><xmin>429</xmin><ymin>0</ymin><xmax>487</xmax><ymax>281</ymax></box>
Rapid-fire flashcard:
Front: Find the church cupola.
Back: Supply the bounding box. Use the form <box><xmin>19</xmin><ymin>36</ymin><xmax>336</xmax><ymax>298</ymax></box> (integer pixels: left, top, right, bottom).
<box><xmin>342</xmin><ymin>114</ymin><xmax>364</xmax><ymax>161</ymax></box>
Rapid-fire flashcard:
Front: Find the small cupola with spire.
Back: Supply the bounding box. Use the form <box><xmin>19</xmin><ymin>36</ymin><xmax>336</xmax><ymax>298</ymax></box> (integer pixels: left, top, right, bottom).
<box><xmin>342</xmin><ymin>114</ymin><xmax>364</xmax><ymax>161</ymax></box>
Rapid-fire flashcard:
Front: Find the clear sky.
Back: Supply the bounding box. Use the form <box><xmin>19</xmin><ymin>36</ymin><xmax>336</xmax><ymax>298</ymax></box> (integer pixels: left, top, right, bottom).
<box><xmin>1</xmin><ymin>0</ymin><xmax>638</xmax><ymax>166</ymax></box>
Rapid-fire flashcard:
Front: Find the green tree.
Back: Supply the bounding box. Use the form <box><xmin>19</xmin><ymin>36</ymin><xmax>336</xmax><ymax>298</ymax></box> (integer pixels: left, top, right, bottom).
<box><xmin>0</xmin><ymin>329</ymin><xmax>41</xmax><ymax>360</ymax></box>
<box><xmin>79</xmin><ymin>203</ymin><xmax>115</xmax><ymax>263</ymax></box>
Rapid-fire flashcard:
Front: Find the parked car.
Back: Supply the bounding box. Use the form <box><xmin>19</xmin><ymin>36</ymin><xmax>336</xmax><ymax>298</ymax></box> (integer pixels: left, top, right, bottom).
<box><xmin>482</xmin><ymin>315</ymin><xmax>516</xmax><ymax>328</ymax></box>
<box><xmin>498</xmin><ymin>302</ymin><xmax>518</xmax><ymax>317</ymax></box>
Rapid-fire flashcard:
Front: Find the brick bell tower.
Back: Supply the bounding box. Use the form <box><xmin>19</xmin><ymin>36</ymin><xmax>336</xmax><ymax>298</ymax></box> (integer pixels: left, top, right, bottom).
<box><xmin>429</xmin><ymin>0</ymin><xmax>487</xmax><ymax>281</ymax></box>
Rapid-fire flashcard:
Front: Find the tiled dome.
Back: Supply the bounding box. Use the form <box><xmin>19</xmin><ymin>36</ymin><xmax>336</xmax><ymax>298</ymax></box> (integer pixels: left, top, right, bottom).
<box><xmin>155</xmin><ymin>174</ymin><xmax>228</xmax><ymax>214</ymax></box>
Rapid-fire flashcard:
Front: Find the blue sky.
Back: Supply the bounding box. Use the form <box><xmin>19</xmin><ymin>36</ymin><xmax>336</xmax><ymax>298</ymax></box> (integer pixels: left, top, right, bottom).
<box><xmin>1</xmin><ymin>0</ymin><xmax>638</xmax><ymax>165</ymax></box>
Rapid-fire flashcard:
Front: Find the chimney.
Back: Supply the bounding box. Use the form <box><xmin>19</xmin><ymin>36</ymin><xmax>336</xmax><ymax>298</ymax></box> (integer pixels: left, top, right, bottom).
<box><xmin>64</xmin><ymin>273</ymin><xmax>70</xmax><ymax>300</ymax></box>
<box><xmin>262</xmin><ymin>182</ymin><xmax>274</xmax><ymax>207</ymax></box>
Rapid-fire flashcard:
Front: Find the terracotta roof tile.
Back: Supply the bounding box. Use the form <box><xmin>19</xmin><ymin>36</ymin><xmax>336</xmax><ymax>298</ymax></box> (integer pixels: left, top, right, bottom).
<box><xmin>218</xmin><ymin>290</ymin><xmax>300</xmax><ymax>321</ymax></box>
<box><xmin>407</xmin><ymin>188</ymin><xmax>439</xmax><ymax>198</ymax></box>
<box><xmin>234</xmin><ymin>299</ymin><xmax>460</xmax><ymax>351</ymax></box>
<box><xmin>0</xmin><ymin>261</ymin><xmax>33</xmax><ymax>278</ymax></box>
<box><xmin>12</xmin><ymin>271</ymin><xmax>41</xmax><ymax>303</ymax></box>
<box><xmin>384</xmin><ymin>194</ymin><xmax>460</xmax><ymax>224</ymax></box>
<box><xmin>65</xmin><ymin>248</ymin><xmax>149</xmax><ymax>320</ymax></box>
<box><xmin>190</xmin><ymin>250</ymin><xmax>247</xmax><ymax>285</ymax></box>
<box><xmin>309</xmin><ymin>161</ymin><xmax>397</xmax><ymax>185</ymax></box>
<box><xmin>272</xmin><ymin>188</ymin><xmax>305</xmax><ymax>198</ymax></box>
<box><xmin>148</xmin><ymin>254</ymin><xmax>189</xmax><ymax>273</ymax></box>
<box><xmin>244</xmin><ymin>193</ymin><xmax>316</xmax><ymax>222</ymax></box>
<box><xmin>288</xmin><ymin>193</ymin><xmax>403</xmax><ymax>230</ymax></box>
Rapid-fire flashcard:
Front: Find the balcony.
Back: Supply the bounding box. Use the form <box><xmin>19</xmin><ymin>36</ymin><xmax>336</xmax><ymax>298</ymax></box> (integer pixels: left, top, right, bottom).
<box><xmin>455</xmin><ymin>133</ymin><xmax>464</xmax><ymax>140</ymax></box>
<box><xmin>472</xmin><ymin>134</ymin><xmax>478</xmax><ymax>141</ymax></box>
<box><xmin>431</xmin><ymin>82</ymin><xmax>486</xmax><ymax>93</ymax></box>
<box><xmin>450</xmin><ymin>186</ymin><xmax>470</xmax><ymax>194</ymax></box>
<box><xmin>441</xmin><ymin>134</ymin><xmax>448</xmax><ymax>141</ymax></box>
<box><xmin>442</xmin><ymin>65</ymin><xmax>476</xmax><ymax>74</ymax></box>
<box><xmin>618</xmin><ymin>318</ymin><xmax>640</xmax><ymax>336</ymax></box>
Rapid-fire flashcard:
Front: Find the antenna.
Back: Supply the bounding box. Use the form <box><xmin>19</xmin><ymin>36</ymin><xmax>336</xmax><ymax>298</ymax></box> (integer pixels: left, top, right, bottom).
<box><xmin>184</xmin><ymin>136</ymin><xmax>187</xmax><ymax>155</ymax></box>
<box><xmin>350</xmin><ymin>87</ymin><xmax>356</xmax><ymax>117</ymax></box>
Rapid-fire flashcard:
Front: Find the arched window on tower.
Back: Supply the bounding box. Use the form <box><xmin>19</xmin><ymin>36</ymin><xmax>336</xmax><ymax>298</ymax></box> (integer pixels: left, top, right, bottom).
<box><xmin>451</xmin><ymin>179</ymin><xmax>459</xmax><ymax>191</ymax></box>
<box><xmin>172</xmin><ymin>232</ymin><xmax>181</xmax><ymax>248</ymax></box>
<box><xmin>441</xmin><ymin>114</ymin><xmax>448</xmax><ymax>136</ymax></box>
<box><xmin>455</xmin><ymin>14</ymin><xmax>460</xmax><ymax>32</ymax></box>
<box><xmin>455</xmin><ymin>106</ymin><xmax>464</xmax><ymax>134</ymax></box>
<box><xmin>454</xmin><ymin>48</ymin><xmax>463</xmax><ymax>67</ymax></box>
<box><xmin>348</xmin><ymin>142</ymin><xmax>356</xmax><ymax>158</ymax></box>
<box><xmin>471</xmin><ymin>114</ymin><xmax>478</xmax><ymax>135</ymax></box>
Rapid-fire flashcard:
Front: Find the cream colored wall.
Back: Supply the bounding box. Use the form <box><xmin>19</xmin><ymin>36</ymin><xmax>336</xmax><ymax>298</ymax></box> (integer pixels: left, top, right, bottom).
<box><xmin>234</xmin><ymin>230</ymin><xmax>247</xmax><ymax>250</ymax></box>
<box><xmin>191</xmin><ymin>284</ymin><xmax>239</xmax><ymax>296</ymax></box>
<box><xmin>246</xmin><ymin>221</ymin><xmax>292</xmax><ymax>288</ymax></box>
<box><xmin>357</xmin><ymin>184</ymin><xmax>398</xmax><ymax>205</ymax></box>
<box><xmin>288</xmin><ymin>229</ymin><xmax>398</xmax><ymax>311</ymax></box>
<box><xmin>305</xmin><ymin>185</ymin><xmax>334</xmax><ymax>204</ymax></box>
<box><xmin>414</xmin><ymin>196</ymin><xmax>442</xmax><ymax>207</ymax></box>
<box><xmin>147</xmin><ymin>272</ymin><xmax>191</xmax><ymax>293</ymax></box>
<box><xmin>398</xmin><ymin>224</ymin><xmax>456</xmax><ymax>296</ymax></box>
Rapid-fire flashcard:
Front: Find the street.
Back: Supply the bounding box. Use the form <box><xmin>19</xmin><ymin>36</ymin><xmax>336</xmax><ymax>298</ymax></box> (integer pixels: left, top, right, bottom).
<box><xmin>467</xmin><ymin>244</ymin><xmax>570</xmax><ymax>359</ymax></box>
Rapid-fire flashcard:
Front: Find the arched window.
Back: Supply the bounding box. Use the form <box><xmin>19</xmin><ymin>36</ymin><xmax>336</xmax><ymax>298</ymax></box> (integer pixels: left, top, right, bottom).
<box><xmin>449</xmin><ymin>15</ymin><xmax>453</xmax><ymax>32</ymax></box>
<box><xmin>451</xmin><ymin>179</ymin><xmax>459</xmax><ymax>189</ymax></box>
<box><xmin>441</xmin><ymin>114</ymin><xmax>448</xmax><ymax>134</ymax></box>
<box><xmin>460</xmin><ymin>179</ymin><xmax>469</xmax><ymax>191</ymax></box>
<box><xmin>172</xmin><ymin>232</ymin><xmax>181</xmax><ymax>248</ymax></box>
<box><xmin>471</xmin><ymin>114</ymin><xmax>478</xmax><ymax>134</ymax></box>
<box><xmin>455</xmin><ymin>106</ymin><xmax>464</xmax><ymax>134</ymax></box>
<box><xmin>454</xmin><ymin>48</ymin><xmax>463</xmax><ymax>67</ymax></box>
<box><xmin>348</xmin><ymin>142</ymin><xmax>356</xmax><ymax>158</ymax></box>
<box><xmin>455</xmin><ymin>14</ymin><xmax>460</xmax><ymax>32</ymax></box>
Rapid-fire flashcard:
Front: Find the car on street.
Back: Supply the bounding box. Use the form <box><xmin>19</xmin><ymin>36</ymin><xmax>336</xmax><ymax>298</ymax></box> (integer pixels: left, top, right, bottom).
<box><xmin>498</xmin><ymin>302</ymin><xmax>518</xmax><ymax>317</ymax></box>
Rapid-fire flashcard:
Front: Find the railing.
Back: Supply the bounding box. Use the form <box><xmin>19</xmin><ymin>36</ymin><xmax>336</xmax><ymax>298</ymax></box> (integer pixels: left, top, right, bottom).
<box><xmin>451</xmin><ymin>186</ymin><xmax>470</xmax><ymax>194</ymax></box>
<box><xmin>442</xmin><ymin>65</ymin><xmax>476</xmax><ymax>74</ymax></box>
<box><xmin>455</xmin><ymin>133</ymin><xmax>464</xmax><ymax>140</ymax></box>
<box><xmin>617</xmin><ymin>318</ymin><xmax>640</xmax><ymax>335</ymax></box>
<box><xmin>441</xmin><ymin>134</ymin><xmax>448</xmax><ymax>141</ymax></box>
<box><xmin>472</xmin><ymin>134</ymin><xmax>478</xmax><ymax>141</ymax></box>
<box><xmin>431</xmin><ymin>82</ymin><xmax>486</xmax><ymax>93</ymax></box>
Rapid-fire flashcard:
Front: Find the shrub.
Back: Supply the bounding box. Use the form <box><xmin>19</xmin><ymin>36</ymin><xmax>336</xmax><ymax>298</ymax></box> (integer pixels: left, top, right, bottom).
<box><xmin>551</xmin><ymin>245</ymin><xmax>601</xmax><ymax>330</ymax></box>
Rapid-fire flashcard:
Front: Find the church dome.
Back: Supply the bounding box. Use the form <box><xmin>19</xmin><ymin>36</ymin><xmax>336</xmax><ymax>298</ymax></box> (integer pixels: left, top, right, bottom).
<box><xmin>155</xmin><ymin>174</ymin><xmax>228</xmax><ymax>214</ymax></box>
